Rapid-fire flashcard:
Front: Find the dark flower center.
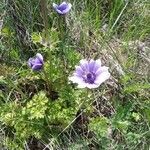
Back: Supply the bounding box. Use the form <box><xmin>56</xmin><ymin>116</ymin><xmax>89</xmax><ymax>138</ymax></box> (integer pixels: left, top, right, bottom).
<box><xmin>84</xmin><ymin>72</ymin><xmax>96</xmax><ymax>84</ymax></box>
<box><xmin>58</xmin><ymin>4</ymin><xmax>67</xmax><ymax>11</ymax></box>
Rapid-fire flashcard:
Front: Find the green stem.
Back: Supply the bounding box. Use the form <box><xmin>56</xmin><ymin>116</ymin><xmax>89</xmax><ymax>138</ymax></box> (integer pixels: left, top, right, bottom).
<box><xmin>43</xmin><ymin>69</ymin><xmax>53</xmax><ymax>97</ymax></box>
<box><xmin>40</xmin><ymin>0</ymin><xmax>49</xmax><ymax>43</ymax></box>
<box><xmin>58</xmin><ymin>15</ymin><xmax>68</xmax><ymax>81</ymax></box>
<box><xmin>58</xmin><ymin>15</ymin><xmax>67</xmax><ymax>41</ymax></box>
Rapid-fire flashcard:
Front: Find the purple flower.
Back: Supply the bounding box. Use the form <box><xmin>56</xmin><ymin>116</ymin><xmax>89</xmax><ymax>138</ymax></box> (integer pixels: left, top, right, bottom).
<box><xmin>28</xmin><ymin>53</ymin><xmax>44</xmax><ymax>71</ymax></box>
<box><xmin>53</xmin><ymin>2</ymin><xmax>72</xmax><ymax>15</ymax></box>
<box><xmin>69</xmin><ymin>59</ymin><xmax>110</xmax><ymax>89</ymax></box>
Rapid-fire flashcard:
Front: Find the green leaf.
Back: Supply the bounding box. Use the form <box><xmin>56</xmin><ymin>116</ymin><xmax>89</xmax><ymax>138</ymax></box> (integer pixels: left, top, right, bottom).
<box><xmin>31</xmin><ymin>32</ymin><xmax>42</xmax><ymax>44</ymax></box>
<box><xmin>25</xmin><ymin>91</ymin><xmax>48</xmax><ymax>120</ymax></box>
<box><xmin>89</xmin><ymin>117</ymin><xmax>110</xmax><ymax>137</ymax></box>
<box><xmin>132</xmin><ymin>112</ymin><xmax>140</xmax><ymax>121</ymax></box>
<box><xmin>115</xmin><ymin>120</ymin><xmax>130</xmax><ymax>133</ymax></box>
<box><xmin>123</xmin><ymin>83</ymin><xmax>150</xmax><ymax>93</ymax></box>
<box><xmin>143</xmin><ymin>108</ymin><xmax>150</xmax><ymax>123</ymax></box>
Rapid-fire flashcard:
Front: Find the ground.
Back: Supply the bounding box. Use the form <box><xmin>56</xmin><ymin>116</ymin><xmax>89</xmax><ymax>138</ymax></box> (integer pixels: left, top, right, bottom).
<box><xmin>0</xmin><ymin>0</ymin><xmax>150</xmax><ymax>150</ymax></box>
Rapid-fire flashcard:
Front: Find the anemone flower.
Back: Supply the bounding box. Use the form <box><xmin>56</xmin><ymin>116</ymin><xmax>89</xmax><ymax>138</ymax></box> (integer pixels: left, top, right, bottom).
<box><xmin>28</xmin><ymin>53</ymin><xmax>44</xmax><ymax>71</ymax></box>
<box><xmin>69</xmin><ymin>59</ymin><xmax>110</xmax><ymax>89</ymax></box>
<box><xmin>53</xmin><ymin>2</ymin><xmax>72</xmax><ymax>15</ymax></box>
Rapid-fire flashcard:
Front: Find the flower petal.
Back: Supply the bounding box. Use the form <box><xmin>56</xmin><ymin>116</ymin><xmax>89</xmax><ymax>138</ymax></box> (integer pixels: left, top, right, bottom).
<box><xmin>28</xmin><ymin>58</ymin><xmax>34</xmax><ymax>67</ymax></box>
<box><xmin>61</xmin><ymin>3</ymin><xmax>72</xmax><ymax>14</ymax></box>
<box><xmin>79</xmin><ymin>59</ymin><xmax>89</xmax><ymax>71</ymax></box>
<box><xmin>75</xmin><ymin>66</ymin><xmax>84</xmax><ymax>76</ymax></box>
<box><xmin>93</xmin><ymin>59</ymin><xmax>101</xmax><ymax>72</ymax></box>
<box><xmin>69</xmin><ymin>75</ymin><xmax>84</xmax><ymax>84</ymax></box>
<box><xmin>53</xmin><ymin>3</ymin><xmax>58</xmax><ymax>9</ymax></box>
<box><xmin>86</xmin><ymin>83</ymin><xmax>100</xmax><ymax>89</ymax></box>
<box><xmin>59</xmin><ymin>2</ymin><xmax>67</xmax><ymax>7</ymax></box>
<box><xmin>95</xmin><ymin>66</ymin><xmax>109</xmax><ymax>76</ymax></box>
<box><xmin>55</xmin><ymin>9</ymin><xmax>64</xmax><ymax>14</ymax></box>
<box><xmin>32</xmin><ymin>64</ymin><xmax>43</xmax><ymax>71</ymax></box>
<box><xmin>94</xmin><ymin>71</ymin><xmax>110</xmax><ymax>85</ymax></box>
<box><xmin>68</xmin><ymin>75</ymin><xmax>88</xmax><ymax>88</ymax></box>
<box><xmin>77</xmin><ymin>83</ymin><xmax>87</xmax><ymax>88</ymax></box>
<box><xmin>34</xmin><ymin>58</ymin><xmax>41</xmax><ymax>65</ymax></box>
<box><xmin>89</xmin><ymin>59</ymin><xmax>95</xmax><ymax>72</ymax></box>
<box><xmin>36</xmin><ymin>53</ymin><xmax>43</xmax><ymax>63</ymax></box>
